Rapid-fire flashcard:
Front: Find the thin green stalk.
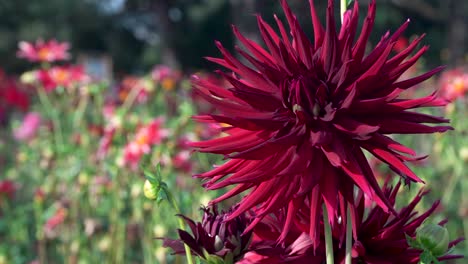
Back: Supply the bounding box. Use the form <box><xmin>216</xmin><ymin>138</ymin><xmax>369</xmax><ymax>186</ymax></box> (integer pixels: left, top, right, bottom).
<box><xmin>341</xmin><ymin>3</ymin><xmax>352</xmax><ymax>263</ymax></box>
<box><xmin>340</xmin><ymin>0</ymin><xmax>348</xmax><ymax>23</ymax></box>
<box><xmin>73</xmin><ymin>94</ymin><xmax>89</xmax><ymax>130</ymax></box>
<box><xmin>323</xmin><ymin>204</ymin><xmax>335</xmax><ymax>264</ymax></box>
<box><xmin>36</xmin><ymin>86</ymin><xmax>64</xmax><ymax>152</ymax></box>
<box><xmin>345</xmin><ymin>203</ymin><xmax>353</xmax><ymax>264</ymax></box>
<box><xmin>169</xmin><ymin>193</ymin><xmax>195</xmax><ymax>264</ymax></box>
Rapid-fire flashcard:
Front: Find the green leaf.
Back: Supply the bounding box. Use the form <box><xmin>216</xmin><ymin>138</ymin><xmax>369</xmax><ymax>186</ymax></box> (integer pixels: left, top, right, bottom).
<box><xmin>346</xmin><ymin>0</ymin><xmax>353</xmax><ymax>7</ymax></box>
<box><xmin>405</xmin><ymin>233</ymin><xmax>421</xmax><ymax>249</ymax></box>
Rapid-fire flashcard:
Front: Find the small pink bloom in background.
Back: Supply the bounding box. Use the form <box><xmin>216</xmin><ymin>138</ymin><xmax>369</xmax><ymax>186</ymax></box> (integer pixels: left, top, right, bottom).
<box><xmin>393</xmin><ymin>36</ymin><xmax>409</xmax><ymax>53</ymax></box>
<box><xmin>151</xmin><ymin>65</ymin><xmax>181</xmax><ymax>91</ymax></box>
<box><xmin>123</xmin><ymin>118</ymin><xmax>169</xmax><ymax>169</ymax></box>
<box><xmin>34</xmin><ymin>188</ymin><xmax>45</xmax><ymax>203</ymax></box>
<box><xmin>118</xmin><ymin>76</ymin><xmax>150</xmax><ymax>103</ymax></box>
<box><xmin>151</xmin><ymin>65</ymin><xmax>173</xmax><ymax>82</ymax></box>
<box><xmin>97</xmin><ymin>127</ymin><xmax>116</xmax><ymax>160</ymax></box>
<box><xmin>44</xmin><ymin>207</ymin><xmax>67</xmax><ymax>234</ymax></box>
<box><xmin>17</xmin><ymin>39</ymin><xmax>70</xmax><ymax>62</ymax></box>
<box><xmin>439</xmin><ymin>68</ymin><xmax>468</xmax><ymax>101</ymax></box>
<box><xmin>0</xmin><ymin>180</ymin><xmax>16</xmax><ymax>200</ymax></box>
<box><xmin>35</xmin><ymin>65</ymin><xmax>89</xmax><ymax>92</ymax></box>
<box><xmin>173</xmin><ymin>150</ymin><xmax>193</xmax><ymax>173</ymax></box>
<box><xmin>14</xmin><ymin>112</ymin><xmax>41</xmax><ymax>141</ymax></box>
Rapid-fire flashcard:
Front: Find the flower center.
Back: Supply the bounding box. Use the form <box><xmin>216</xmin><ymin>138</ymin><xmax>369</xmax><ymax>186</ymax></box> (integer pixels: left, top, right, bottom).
<box><xmin>282</xmin><ymin>76</ymin><xmax>330</xmax><ymax>124</ymax></box>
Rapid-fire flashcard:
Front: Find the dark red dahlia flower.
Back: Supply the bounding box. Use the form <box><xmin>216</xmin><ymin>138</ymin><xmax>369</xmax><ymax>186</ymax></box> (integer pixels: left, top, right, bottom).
<box><xmin>162</xmin><ymin>206</ymin><xmax>252</xmax><ymax>263</ymax></box>
<box><xmin>334</xmin><ymin>183</ymin><xmax>464</xmax><ymax>264</ymax></box>
<box><xmin>240</xmin><ymin>211</ymin><xmax>325</xmax><ymax>264</ymax></box>
<box><xmin>190</xmin><ymin>0</ymin><xmax>451</xmax><ymax>245</ymax></box>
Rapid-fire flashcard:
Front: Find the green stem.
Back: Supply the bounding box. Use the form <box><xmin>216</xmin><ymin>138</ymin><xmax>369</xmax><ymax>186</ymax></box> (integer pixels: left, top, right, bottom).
<box><xmin>168</xmin><ymin>193</ymin><xmax>195</xmax><ymax>264</ymax></box>
<box><xmin>73</xmin><ymin>94</ymin><xmax>89</xmax><ymax>130</ymax></box>
<box><xmin>36</xmin><ymin>86</ymin><xmax>64</xmax><ymax>152</ymax></box>
<box><xmin>345</xmin><ymin>203</ymin><xmax>353</xmax><ymax>264</ymax></box>
<box><xmin>323</xmin><ymin>204</ymin><xmax>335</xmax><ymax>264</ymax></box>
<box><xmin>341</xmin><ymin>3</ymin><xmax>353</xmax><ymax>263</ymax></box>
<box><xmin>340</xmin><ymin>0</ymin><xmax>348</xmax><ymax>23</ymax></box>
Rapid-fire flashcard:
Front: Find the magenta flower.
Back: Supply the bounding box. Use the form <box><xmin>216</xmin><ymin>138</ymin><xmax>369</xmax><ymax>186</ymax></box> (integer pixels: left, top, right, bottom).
<box><xmin>190</xmin><ymin>0</ymin><xmax>451</xmax><ymax>245</ymax></box>
<box><xmin>35</xmin><ymin>65</ymin><xmax>89</xmax><ymax>92</ymax></box>
<box><xmin>14</xmin><ymin>112</ymin><xmax>41</xmax><ymax>141</ymax></box>
<box><xmin>17</xmin><ymin>39</ymin><xmax>70</xmax><ymax>63</ymax></box>
<box><xmin>439</xmin><ymin>68</ymin><xmax>468</xmax><ymax>101</ymax></box>
<box><xmin>122</xmin><ymin>118</ymin><xmax>169</xmax><ymax>169</ymax></box>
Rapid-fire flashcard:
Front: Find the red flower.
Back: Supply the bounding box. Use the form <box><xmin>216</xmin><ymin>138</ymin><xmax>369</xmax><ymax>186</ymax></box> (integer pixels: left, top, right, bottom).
<box><xmin>0</xmin><ymin>77</ymin><xmax>29</xmax><ymax>113</ymax></box>
<box><xmin>190</xmin><ymin>0</ymin><xmax>451</xmax><ymax>245</ymax></box>
<box><xmin>122</xmin><ymin>118</ymin><xmax>169</xmax><ymax>169</ymax></box>
<box><xmin>17</xmin><ymin>39</ymin><xmax>70</xmax><ymax>62</ymax></box>
<box><xmin>0</xmin><ymin>180</ymin><xmax>16</xmax><ymax>201</ymax></box>
<box><xmin>35</xmin><ymin>65</ymin><xmax>89</xmax><ymax>92</ymax></box>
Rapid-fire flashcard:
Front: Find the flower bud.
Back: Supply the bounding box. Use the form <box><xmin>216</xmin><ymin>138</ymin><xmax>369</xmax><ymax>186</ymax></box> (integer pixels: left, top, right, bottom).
<box><xmin>143</xmin><ymin>180</ymin><xmax>159</xmax><ymax>200</ymax></box>
<box><xmin>459</xmin><ymin>147</ymin><xmax>468</xmax><ymax>162</ymax></box>
<box><xmin>416</xmin><ymin>223</ymin><xmax>449</xmax><ymax>256</ymax></box>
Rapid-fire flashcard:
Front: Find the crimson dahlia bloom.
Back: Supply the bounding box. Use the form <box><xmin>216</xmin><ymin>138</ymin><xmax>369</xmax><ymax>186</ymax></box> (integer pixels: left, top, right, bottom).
<box><xmin>190</xmin><ymin>0</ymin><xmax>451</xmax><ymax>244</ymax></box>
<box><xmin>17</xmin><ymin>39</ymin><xmax>70</xmax><ymax>63</ymax></box>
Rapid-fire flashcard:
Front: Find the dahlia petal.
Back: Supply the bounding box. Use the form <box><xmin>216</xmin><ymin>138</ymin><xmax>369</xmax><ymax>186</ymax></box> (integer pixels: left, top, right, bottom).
<box><xmin>392</xmin><ymin>66</ymin><xmax>445</xmax><ymax>89</ymax></box>
<box><xmin>309</xmin><ymin>0</ymin><xmax>324</xmax><ymax>49</ymax></box>
<box><xmin>232</xmin><ymin>25</ymin><xmax>276</xmax><ymax>66</ymax></box>
<box><xmin>385</xmin><ymin>34</ymin><xmax>425</xmax><ymax>70</ymax></box>
<box><xmin>352</xmin><ymin>0</ymin><xmax>376</xmax><ymax>62</ymax></box>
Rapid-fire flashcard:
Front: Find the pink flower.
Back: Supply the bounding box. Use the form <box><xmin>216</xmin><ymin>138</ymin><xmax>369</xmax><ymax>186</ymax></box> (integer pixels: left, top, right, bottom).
<box><xmin>36</xmin><ymin>65</ymin><xmax>89</xmax><ymax>92</ymax></box>
<box><xmin>123</xmin><ymin>118</ymin><xmax>169</xmax><ymax>169</ymax></box>
<box><xmin>118</xmin><ymin>76</ymin><xmax>150</xmax><ymax>103</ymax></box>
<box><xmin>17</xmin><ymin>39</ymin><xmax>70</xmax><ymax>62</ymax></box>
<box><xmin>439</xmin><ymin>68</ymin><xmax>468</xmax><ymax>101</ymax></box>
<box><xmin>44</xmin><ymin>207</ymin><xmax>67</xmax><ymax>232</ymax></box>
<box><xmin>151</xmin><ymin>65</ymin><xmax>174</xmax><ymax>82</ymax></box>
<box><xmin>14</xmin><ymin>112</ymin><xmax>41</xmax><ymax>141</ymax></box>
<box><xmin>173</xmin><ymin>150</ymin><xmax>193</xmax><ymax>173</ymax></box>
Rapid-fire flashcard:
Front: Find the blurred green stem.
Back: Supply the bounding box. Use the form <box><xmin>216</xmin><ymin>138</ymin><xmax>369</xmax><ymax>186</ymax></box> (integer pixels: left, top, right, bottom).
<box><xmin>166</xmin><ymin>191</ymin><xmax>194</xmax><ymax>264</ymax></box>
<box><xmin>323</xmin><ymin>204</ymin><xmax>334</xmax><ymax>264</ymax></box>
<box><xmin>36</xmin><ymin>86</ymin><xmax>64</xmax><ymax>152</ymax></box>
<box><xmin>33</xmin><ymin>200</ymin><xmax>46</xmax><ymax>264</ymax></box>
<box><xmin>73</xmin><ymin>94</ymin><xmax>89</xmax><ymax>130</ymax></box>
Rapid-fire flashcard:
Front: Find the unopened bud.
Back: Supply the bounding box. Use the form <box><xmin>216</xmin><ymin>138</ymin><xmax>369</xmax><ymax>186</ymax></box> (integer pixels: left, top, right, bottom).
<box><xmin>143</xmin><ymin>180</ymin><xmax>159</xmax><ymax>200</ymax></box>
<box><xmin>416</xmin><ymin>223</ymin><xmax>449</xmax><ymax>256</ymax></box>
<box><xmin>459</xmin><ymin>147</ymin><xmax>468</xmax><ymax>162</ymax></box>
